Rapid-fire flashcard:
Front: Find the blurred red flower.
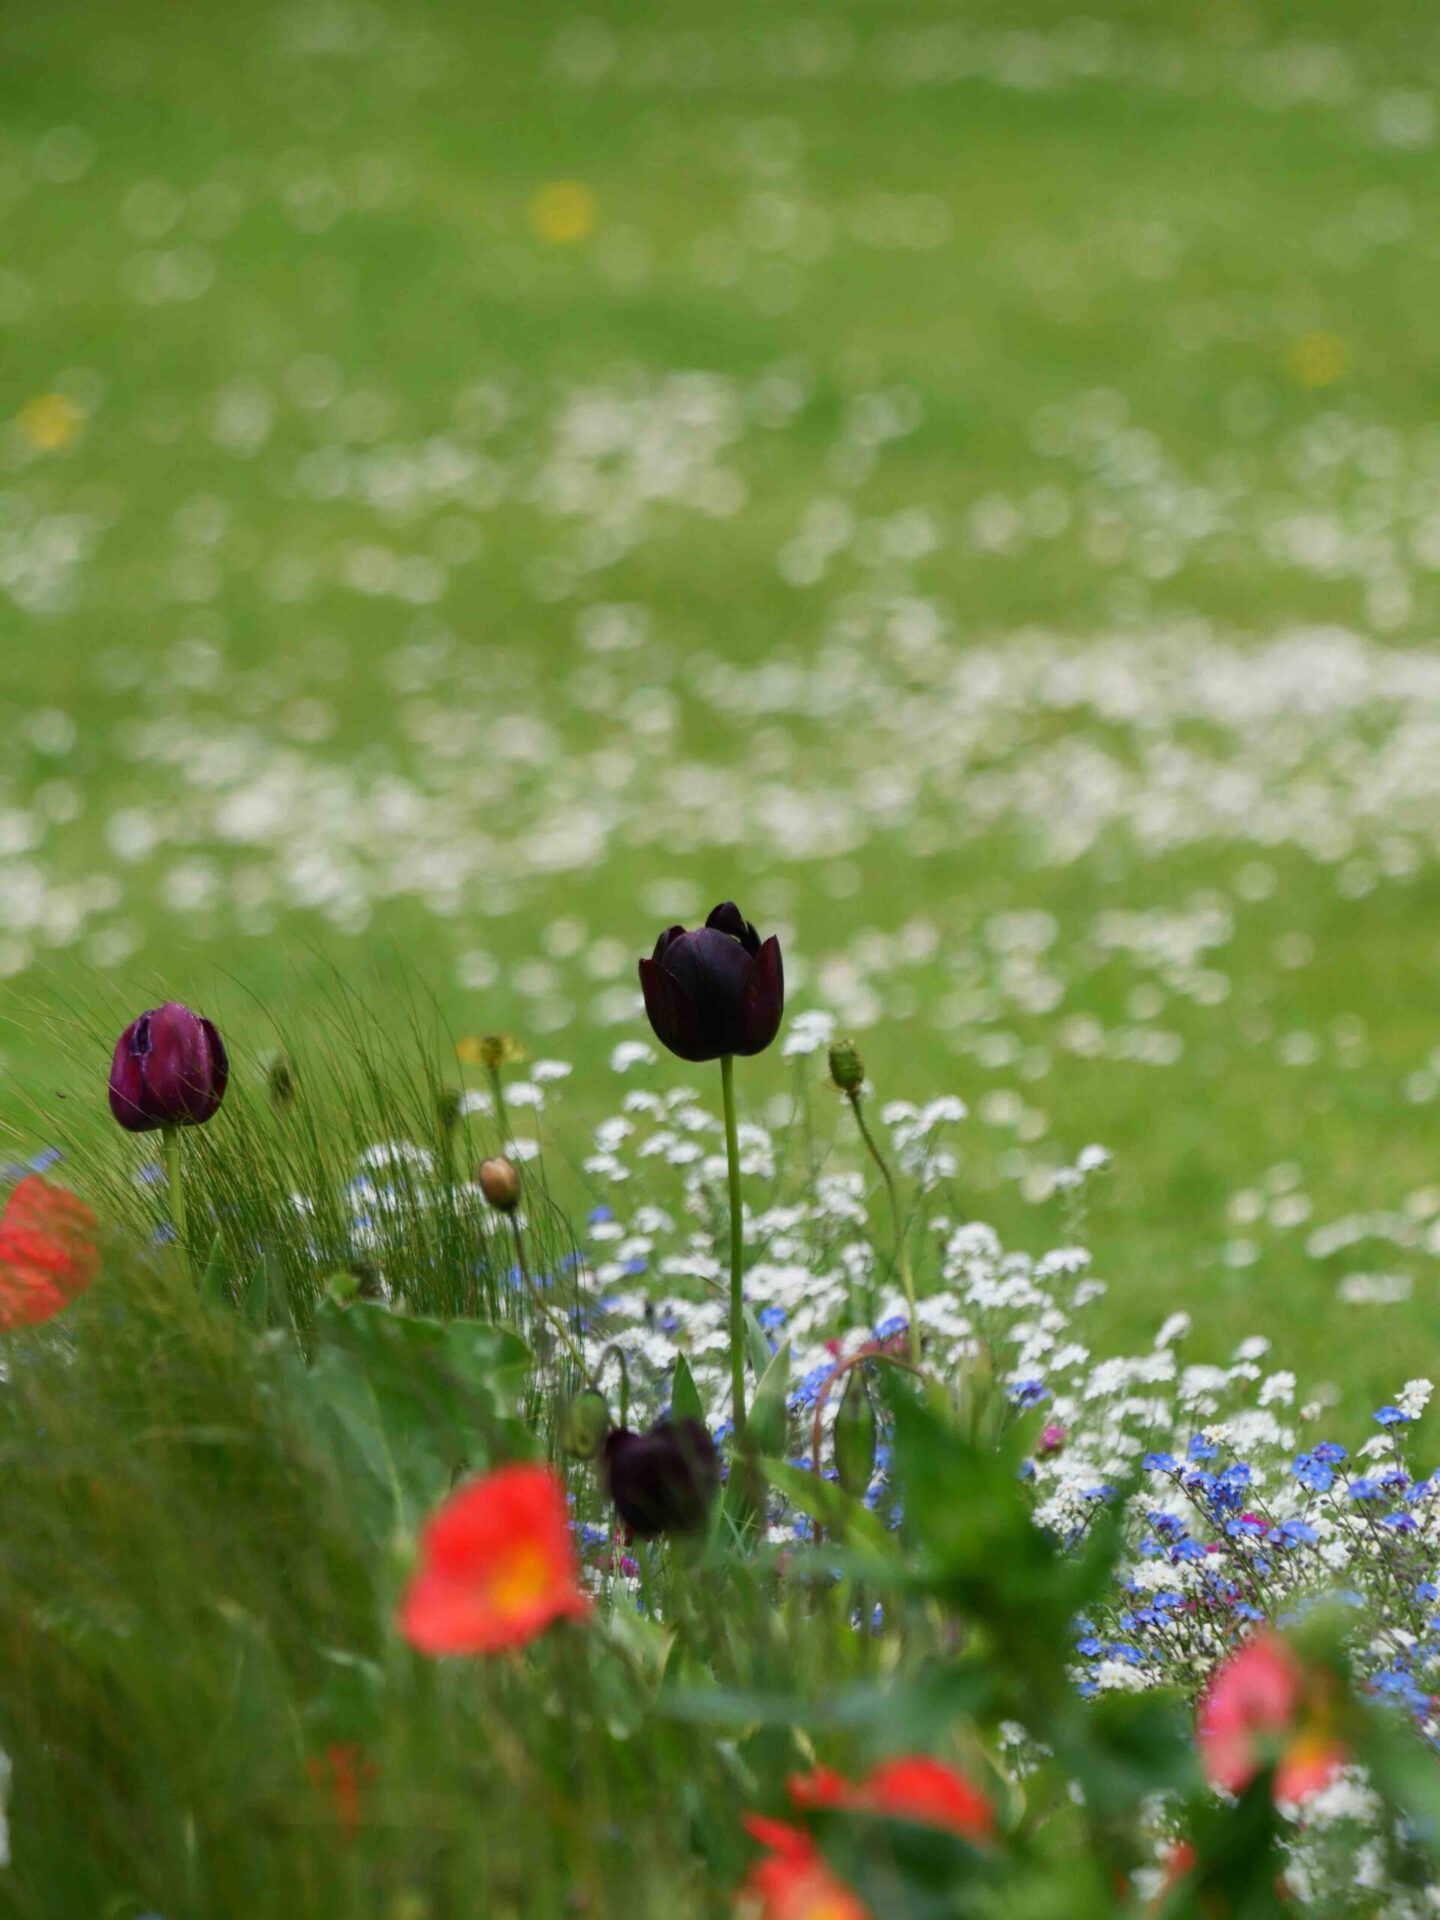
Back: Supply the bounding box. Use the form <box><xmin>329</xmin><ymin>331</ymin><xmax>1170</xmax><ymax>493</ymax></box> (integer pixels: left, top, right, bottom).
<box><xmin>742</xmin><ymin>1755</ymin><xmax>995</xmax><ymax>1919</ymax></box>
<box><xmin>0</xmin><ymin>1175</ymin><xmax>98</xmax><ymax>1330</ymax></box>
<box><xmin>399</xmin><ymin>1462</ymin><xmax>590</xmax><ymax>1656</ymax></box>
<box><xmin>1198</xmin><ymin>1631</ymin><xmax>1344</xmax><ymax>1804</ymax></box>
<box><xmin>788</xmin><ymin>1755</ymin><xmax>996</xmax><ymax>1843</ymax></box>
<box><xmin>741</xmin><ymin>1817</ymin><xmax>869</xmax><ymax>1920</ymax></box>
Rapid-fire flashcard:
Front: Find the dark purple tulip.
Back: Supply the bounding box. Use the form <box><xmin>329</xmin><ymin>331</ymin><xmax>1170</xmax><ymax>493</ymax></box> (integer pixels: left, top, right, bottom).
<box><xmin>602</xmin><ymin>1419</ymin><xmax>720</xmax><ymax>1538</ymax></box>
<box><xmin>638</xmin><ymin>902</ymin><xmax>784</xmax><ymax>1064</ymax></box>
<box><xmin>108</xmin><ymin>1002</ymin><xmax>229</xmax><ymax>1133</ymax></box>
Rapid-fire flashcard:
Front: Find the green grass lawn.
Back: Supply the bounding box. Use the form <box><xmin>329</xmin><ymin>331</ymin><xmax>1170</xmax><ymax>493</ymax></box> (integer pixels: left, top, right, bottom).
<box><xmin>3</xmin><ymin>0</ymin><xmax>1440</xmax><ymax>1414</ymax></box>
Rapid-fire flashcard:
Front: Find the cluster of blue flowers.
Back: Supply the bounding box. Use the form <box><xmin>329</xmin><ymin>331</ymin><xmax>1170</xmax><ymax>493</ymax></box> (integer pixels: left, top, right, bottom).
<box><xmin>1063</xmin><ymin>1402</ymin><xmax>1440</xmax><ymax>1742</ymax></box>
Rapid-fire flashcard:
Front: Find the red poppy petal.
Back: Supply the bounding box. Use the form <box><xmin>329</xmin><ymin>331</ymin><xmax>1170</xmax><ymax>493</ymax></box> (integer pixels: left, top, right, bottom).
<box><xmin>0</xmin><ymin>1178</ymin><xmax>98</xmax><ymax>1315</ymax></box>
<box><xmin>0</xmin><ymin>1251</ymin><xmax>69</xmax><ymax>1330</ymax></box>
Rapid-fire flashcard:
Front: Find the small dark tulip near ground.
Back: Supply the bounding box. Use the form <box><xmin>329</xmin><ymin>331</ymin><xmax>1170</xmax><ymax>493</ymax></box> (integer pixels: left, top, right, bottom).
<box><xmin>602</xmin><ymin>1419</ymin><xmax>721</xmax><ymax>1538</ymax></box>
<box><xmin>108</xmin><ymin>1002</ymin><xmax>229</xmax><ymax>1132</ymax></box>
<box><xmin>638</xmin><ymin>901</ymin><xmax>784</xmax><ymax>1064</ymax></box>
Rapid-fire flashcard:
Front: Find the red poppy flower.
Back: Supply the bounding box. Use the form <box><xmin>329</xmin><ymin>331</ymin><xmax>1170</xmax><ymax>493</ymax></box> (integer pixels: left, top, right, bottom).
<box><xmin>399</xmin><ymin>1462</ymin><xmax>591</xmax><ymax>1656</ymax></box>
<box><xmin>741</xmin><ymin>1754</ymin><xmax>995</xmax><ymax>1919</ymax></box>
<box><xmin>741</xmin><ymin>1817</ymin><xmax>870</xmax><ymax>1920</ymax></box>
<box><xmin>788</xmin><ymin>1755</ymin><xmax>996</xmax><ymax>1844</ymax></box>
<box><xmin>0</xmin><ymin>1176</ymin><xmax>99</xmax><ymax>1330</ymax></box>
<box><xmin>1198</xmin><ymin>1631</ymin><xmax>1344</xmax><ymax>1804</ymax></box>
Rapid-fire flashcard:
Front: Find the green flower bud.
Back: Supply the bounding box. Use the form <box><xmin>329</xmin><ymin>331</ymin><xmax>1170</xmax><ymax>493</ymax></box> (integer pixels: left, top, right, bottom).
<box><xmin>827</xmin><ymin>1039</ymin><xmax>865</xmax><ymax>1095</ymax></box>
<box><xmin>562</xmin><ymin>1386</ymin><xmax>612</xmax><ymax>1461</ymax></box>
<box><xmin>261</xmin><ymin>1047</ymin><xmax>297</xmax><ymax>1111</ymax></box>
<box><xmin>322</xmin><ymin>1262</ymin><xmax>385</xmax><ymax>1305</ymax></box>
<box><xmin>833</xmin><ymin>1364</ymin><xmax>877</xmax><ymax>1497</ymax></box>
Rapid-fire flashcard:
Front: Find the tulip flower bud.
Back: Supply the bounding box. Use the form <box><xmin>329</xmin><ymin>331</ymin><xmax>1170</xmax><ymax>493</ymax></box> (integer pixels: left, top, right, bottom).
<box><xmin>828</xmin><ymin>1039</ymin><xmax>865</xmax><ymax>1095</ymax></box>
<box><xmin>602</xmin><ymin>1419</ymin><xmax>720</xmax><ymax>1538</ymax></box>
<box><xmin>478</xmin><ymin>1156</ymin><xmax>521</xmax><ymax>1212</ymax></box>
<box><xmin>562</xmin><ymin>1387</ymin><xmax>612</xmax><ymax>1461</ymax></box>
<box><xmin>833</xmin><ymin>1364</ymin><xmax>877</xmax><ymax>1497</ymax></box>
<box><xmin>109</xmin><ymin>1002</ymin><xmax>229</xmax><ymax>1133</ymax></box>
<box><xmin>638</xmin><ymin>902</ymin><xmax>784</xmax><ymax>1063</ymax></box>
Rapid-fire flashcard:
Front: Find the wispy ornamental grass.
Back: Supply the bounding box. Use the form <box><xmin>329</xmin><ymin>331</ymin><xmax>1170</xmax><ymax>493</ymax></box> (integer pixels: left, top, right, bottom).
<box><xmin>22</xmin><ymin>980</ymin><xmax>597</xmax><ymax>1338</ymax></box>
<box><xmin>0</xmin><ymin>1255</ymin><xmax>714</xmax><ymax>1920</ymax></box>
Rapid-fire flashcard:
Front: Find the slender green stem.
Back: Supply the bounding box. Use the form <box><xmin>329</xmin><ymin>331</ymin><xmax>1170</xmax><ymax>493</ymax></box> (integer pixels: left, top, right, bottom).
<box><xmin>846</xmin><ymin>1091</ymin><xmax>920</xmax><ymax>1364</ymax></box>
<box><xmin>605</xmin><ymin>1345</ymin><xmax>631</xmax><ymax>1431</ymax></box>
<box><xmin>161</xmin><ymin>1123</ymin><xmax>188</xmax><ymax>1271</ymax></box>
<box><xmin>511</xmin><ymin>1214</ymin><xmax>590</xmax><ymax>1379</ymax></box>
<box><xmin>488</xmin><ymin>1065</ymin><xmax>511</xmax><ymax>1146</ymax></box>
<box><xmin>635</xmin><ymin>1538</ymin><xmax>658</xmax><ymax>1621</ymax></box>
<box><xmin>719</xmin><ymin>1053</ymin><xmax>747</xmax><ymax>1438</ymax></box>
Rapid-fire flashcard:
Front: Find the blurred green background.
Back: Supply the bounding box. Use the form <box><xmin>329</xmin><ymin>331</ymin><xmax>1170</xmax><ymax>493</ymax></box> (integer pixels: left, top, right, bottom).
<box><xmin>2</xmin><ymin>0</ymin><xmax>1440</xmax><ymax>1407</ymax></box>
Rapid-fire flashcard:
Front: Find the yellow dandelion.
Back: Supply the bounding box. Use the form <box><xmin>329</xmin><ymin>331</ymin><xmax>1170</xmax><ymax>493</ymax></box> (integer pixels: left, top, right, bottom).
<box><xmin>528</xmin><ymin>180</ymin><xmax>598</xmax><ymax>246</ymax></box>
<box><xmin>1286</xmin><ymin>333</ymin><xmax>1346</xmax><ymax>388</ymax></box>
<box><xmin>18</xmin><ymin>392</ymin><xmax>83</xmax><ymax>451</ymax></box>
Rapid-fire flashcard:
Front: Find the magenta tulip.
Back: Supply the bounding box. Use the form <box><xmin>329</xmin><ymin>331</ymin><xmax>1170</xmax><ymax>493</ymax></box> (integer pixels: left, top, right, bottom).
<box><xmin>109</xmin><ymin>1002</ymin><xmax>229</xmax><ymax>1133</ymax></box>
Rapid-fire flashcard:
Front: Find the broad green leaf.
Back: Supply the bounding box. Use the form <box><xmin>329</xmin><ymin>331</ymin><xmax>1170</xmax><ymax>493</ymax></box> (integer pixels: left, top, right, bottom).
<box><xmin>761</xmin><ymin>1458</ymin><xmax>889</xmax><ymax>1553</ymax></box>
<box><xmin>742</xmin><ymin>1304</ymin><xmax>774</xmax><ymax>1384</ymax></box>
<box><xmin>746</xmin><ymin>1341</ymin><xmax>790</xmax><ymax>1459</ymax></box>
<box><xmin>723</xmin><ymin>1343</ymin><xmax>791</xmax><ymax>1540</ymax></box>
<box><xmin>291</xmin><ymin>1301</ymin><xmax>534</xmax><ymax>1543</ymax></box>
<box><xmin>670</xmin><ymin>1351</ymin><xmax>704</xmax><ymax>1428</ymax></box>
<box><xmin>198</xmin><ymin>1233</ymin><xmax>229</xmax><ymax>1308</ymax></box>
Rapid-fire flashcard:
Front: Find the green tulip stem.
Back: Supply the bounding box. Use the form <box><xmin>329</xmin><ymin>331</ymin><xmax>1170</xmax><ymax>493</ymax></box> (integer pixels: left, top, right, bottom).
<box><xmin>845</xmin><ymin>1089</ymin><xmax>921</xmax><ymax>1365</ymax></box>
<box><xmin>719</xmin><ymin>1053</ymin><xmax>747</xmax><ymax>1438</ymax></box>
<box><xmin>161</xmin><ymin>1124</ymin><xmax>188</xmax><ymax>1271</ymax></box>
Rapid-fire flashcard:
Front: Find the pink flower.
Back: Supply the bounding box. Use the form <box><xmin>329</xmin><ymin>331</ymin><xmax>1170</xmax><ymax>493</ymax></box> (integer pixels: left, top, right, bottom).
<box><xmin>1198</xmin><ymin>1632</ymin><xmax>1344</xmax><ymax>1804</ymax></box>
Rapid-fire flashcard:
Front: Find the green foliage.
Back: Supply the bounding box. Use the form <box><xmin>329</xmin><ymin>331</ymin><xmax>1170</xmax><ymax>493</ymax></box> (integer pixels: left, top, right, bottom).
<box><xmin>290</xmin><ymin>1298</ymin><xmax>534</xmax><ymax>1540</ymax></box>
<box><xmin>670</xmin><ymin>1352</ymin><xmax>705</xmax><ymax>1429</ymax></box>
<box><xmin>0</xmin><ymin>1208</ymin><xmax>1437</xmax><ymax>1919</ymax></box>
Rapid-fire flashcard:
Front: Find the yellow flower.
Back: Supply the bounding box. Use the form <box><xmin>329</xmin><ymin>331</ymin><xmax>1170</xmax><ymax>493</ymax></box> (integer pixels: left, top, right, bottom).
<box><xmin>528</xmin><ymin>180</ymin><xmax>598</xmax><ymax>245</ymax></box>
<box><xmin>455</xmin><ymin>1034</ymin><xmax>526</xmax><ymax>1070</ymax></box>
<box><xmin>1286</xmin><ymin>332</ymin><xmax>1346</xmax><ymax>388</ymax></box>
<box><xmin>18</xmin><ymin>393</ymin><xmax>83</xmax><ymax>451</ymax></box>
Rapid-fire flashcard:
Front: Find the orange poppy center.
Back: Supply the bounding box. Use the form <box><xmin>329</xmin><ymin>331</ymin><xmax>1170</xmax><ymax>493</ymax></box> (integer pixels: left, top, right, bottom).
<box><xmin>489</xmin><ymin>1540</ymin><xmax>554</xmax><ymax>1616</ymax></box>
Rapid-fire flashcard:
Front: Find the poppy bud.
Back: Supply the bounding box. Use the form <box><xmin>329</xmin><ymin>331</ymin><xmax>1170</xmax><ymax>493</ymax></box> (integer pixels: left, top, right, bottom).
<box><xmin>562</xmin><ymin>1387</ymin><xmax>612</xmax><ymax>1461</ymax></box>
<box><xmin>478</xmin><ymin>1156</ymin><xmax>520</xmax><ymax>1212</ymax></box>
<box><xmin>602</xmin><ymin>1419</ymin><xmax>720</xmax><ymax>1538</ymax></box>
<box><xmin>827</xmin><ymin>1039</ymin><xmax>865</xmax><ymax>1095</ymax></box>
<box><xmin>638</xmin><ymin>901</ymin><xmax>784</xmax><ymax>1064</ymax></box>
<box><xmin>833</xmin><ymin>1365</ymin><xmax>877</xmax><ymax>1497</ymax></box>
<box><xmin>108</xmin><ymin>1002</ymin><xmax>229</xmax><ymax>1133</ymax></box>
